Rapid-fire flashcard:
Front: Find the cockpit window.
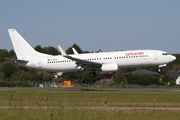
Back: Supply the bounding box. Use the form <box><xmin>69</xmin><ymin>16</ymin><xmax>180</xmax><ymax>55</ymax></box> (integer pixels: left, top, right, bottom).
<box><xmin>162</xmin><ymin>53</ymin><xmax>169</xmax><ymax>55</ymax></box>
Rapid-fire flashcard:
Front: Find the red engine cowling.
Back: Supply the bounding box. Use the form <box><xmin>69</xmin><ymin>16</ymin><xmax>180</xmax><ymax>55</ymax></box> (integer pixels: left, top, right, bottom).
<box><xmin>101</xmin><ymin>63</ymin><xmax>119</xmax><ymax>72</ymax></box>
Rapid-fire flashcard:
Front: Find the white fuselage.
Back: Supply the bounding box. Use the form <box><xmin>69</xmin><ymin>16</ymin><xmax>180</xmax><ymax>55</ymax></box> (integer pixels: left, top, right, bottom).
<box><xmin>8</xmin><ymin>29</ymin><xmax>176</xmax><ymax>73</ymax></box>
<box><xmin>16</xmin><ymin>49</ymin><xmax>176</xmax><ymax>72</ymax></box>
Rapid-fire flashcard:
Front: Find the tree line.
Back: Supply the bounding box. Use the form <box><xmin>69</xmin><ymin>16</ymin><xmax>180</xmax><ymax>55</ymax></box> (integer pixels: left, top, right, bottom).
<box><xmin>0</xmin><ymin>44</ymin><xmax>179</xmax><ymax>86</ymax></box>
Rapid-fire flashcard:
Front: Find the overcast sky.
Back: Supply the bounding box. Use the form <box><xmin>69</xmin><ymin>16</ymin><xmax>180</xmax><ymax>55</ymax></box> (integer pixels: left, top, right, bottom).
<box><xmin>0</xmin><ymin>0</ymin><xmax>180</xmax><ymax>53</ymax></box>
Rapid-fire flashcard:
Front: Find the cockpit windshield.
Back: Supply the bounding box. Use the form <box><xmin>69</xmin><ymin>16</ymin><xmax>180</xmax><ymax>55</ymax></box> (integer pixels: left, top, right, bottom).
<box><xmin>162</xmin><ymin>53</ymin><xmax>170</xmax><ymax>55</ymax></box>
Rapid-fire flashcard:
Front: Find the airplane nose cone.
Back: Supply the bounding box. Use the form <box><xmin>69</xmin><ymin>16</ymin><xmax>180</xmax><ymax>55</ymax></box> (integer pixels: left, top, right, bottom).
<box><xmin>170</xmin><ymin>55</ymin><xmax>176</xmax><ymax>62</ymax></box>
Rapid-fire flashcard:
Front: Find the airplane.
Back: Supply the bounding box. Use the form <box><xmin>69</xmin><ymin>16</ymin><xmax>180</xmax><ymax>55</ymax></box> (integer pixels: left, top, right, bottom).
<box><xmin>8</xmin><ymin>29</ymin><xmax>176</xmax><ymax>77</ymax></box>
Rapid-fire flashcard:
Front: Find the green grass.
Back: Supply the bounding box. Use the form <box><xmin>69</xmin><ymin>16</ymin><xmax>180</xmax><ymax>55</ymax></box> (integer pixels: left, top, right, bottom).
<box><xmin>0</xmin><ymin>109</ymin><xmax>180</xmax><ymax>120</ymax></box>
<box><xmin>1</xmin><ymin>89</ymin><xmax>180</xmax><ymax>119</ymax></box>
<box><xmin>0</xmin><ymin>89</ymin><xmax>180</xmax><ymax>107</ymax></box>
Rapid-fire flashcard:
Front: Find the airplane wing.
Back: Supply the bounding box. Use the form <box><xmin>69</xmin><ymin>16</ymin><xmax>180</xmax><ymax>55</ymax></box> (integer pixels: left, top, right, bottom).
<box><xmin>63</xmin><ymin>55</ymin><xmax>102</xmax><ymax>71</ymax></box>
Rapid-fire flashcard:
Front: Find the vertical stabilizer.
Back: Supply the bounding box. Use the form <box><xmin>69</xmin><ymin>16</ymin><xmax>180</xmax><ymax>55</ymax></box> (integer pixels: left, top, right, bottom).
<box><xmin>8</xmin><ymin>29</ymin><xmax>39</xmax><ymax>60</ymax></box>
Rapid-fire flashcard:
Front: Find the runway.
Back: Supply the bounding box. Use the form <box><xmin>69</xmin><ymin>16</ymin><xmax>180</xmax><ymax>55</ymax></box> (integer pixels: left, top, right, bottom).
<box><xmin>1</xmin><ymin>87</ymin><xmax>180</xmax><ymax>92</ymax></box>
<box><xmin>1</xmin><ymin>106</ymin><xmax>180</xmax><ymax>110</ymax></box>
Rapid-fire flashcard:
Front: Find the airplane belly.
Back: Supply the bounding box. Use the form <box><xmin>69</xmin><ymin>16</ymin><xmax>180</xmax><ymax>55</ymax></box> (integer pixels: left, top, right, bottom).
<box><xmin>20</xmin><ymin>61</ymin><xmax>39</xmax><ymax>69</ymax></box>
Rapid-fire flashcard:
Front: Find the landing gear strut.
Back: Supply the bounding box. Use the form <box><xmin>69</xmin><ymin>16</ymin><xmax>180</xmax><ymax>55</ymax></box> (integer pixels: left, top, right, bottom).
<box><xmin>90</xmin><ymin>71</ymin><xmax>96</xmax><ymax>77</ymax></box>
<box><xmin>158</xmin><ymin>64</ymin><xmax>166</xmax><ymax>72</ymax></box>
<box><xmin>158</xmin><ymin>67</ymin><xmax>161</xmax><ymax>72</ymax></box>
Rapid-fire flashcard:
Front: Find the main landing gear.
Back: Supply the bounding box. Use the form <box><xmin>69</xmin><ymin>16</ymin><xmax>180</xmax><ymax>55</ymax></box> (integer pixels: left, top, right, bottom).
<box><xmin>158</xmin><ymin>67</ymin><xmax>161</xmax><ymax>72</ymax></box>
<box><xmin>90</xmin><ymin>71</ymin><xmax>96</xmax><ymax>77</ymax></box>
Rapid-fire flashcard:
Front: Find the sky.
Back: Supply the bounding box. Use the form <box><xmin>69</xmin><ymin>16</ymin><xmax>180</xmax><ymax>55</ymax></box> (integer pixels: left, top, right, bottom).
<box><xmin>0</xmin><ymin>0</ymin><xmax>180</xmax><ymax>54</ymax></box>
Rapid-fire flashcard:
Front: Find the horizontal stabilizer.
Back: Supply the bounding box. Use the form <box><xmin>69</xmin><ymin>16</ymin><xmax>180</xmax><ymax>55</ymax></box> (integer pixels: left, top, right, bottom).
<box><xmin>5</xmin><ymin>58</ymin><xmax>28</xmax><ymax>62</ymax></box>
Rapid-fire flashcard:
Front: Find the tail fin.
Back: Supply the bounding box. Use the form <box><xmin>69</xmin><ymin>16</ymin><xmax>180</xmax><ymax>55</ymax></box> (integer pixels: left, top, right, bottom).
<box><xmin>8</xmin><ymin>29</ymin><xmax>49</xmax><ymax>60</ymax></box>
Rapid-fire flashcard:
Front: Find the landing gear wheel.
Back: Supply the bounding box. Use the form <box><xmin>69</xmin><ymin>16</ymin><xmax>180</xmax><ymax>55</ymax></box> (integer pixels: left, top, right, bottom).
<box><xmin>158</xmin><ymin>67</ymin><xmax>161</xmax><ymax>72</ymax></box>
<box><xmin>90</xmin><ymin>72</ymin><xmax>96</xmax><ymax>77</ymax></box>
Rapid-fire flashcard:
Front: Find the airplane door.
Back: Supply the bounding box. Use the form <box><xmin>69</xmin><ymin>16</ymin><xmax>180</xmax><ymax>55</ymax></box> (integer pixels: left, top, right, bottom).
<box><xmin>38</xmin><ymin>60</ymin><xmax>42</xmax><ymax>68</ymax></box>
<box><xmin>154</xmin><ymin>53</ymin><xmax>158</xmax><ymax>60</ymax></box>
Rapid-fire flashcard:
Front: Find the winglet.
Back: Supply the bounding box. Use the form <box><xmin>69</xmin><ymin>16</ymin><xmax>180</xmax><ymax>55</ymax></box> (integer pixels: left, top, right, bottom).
<box><xmin>72</xmin><ymin>47</ymin><xmax>78</xmax><ymax>54</ymax></box>
<box><xmin>58</xmin><ymin>45</ymin><xmax>67</xmax><ymax>55</ymax></box>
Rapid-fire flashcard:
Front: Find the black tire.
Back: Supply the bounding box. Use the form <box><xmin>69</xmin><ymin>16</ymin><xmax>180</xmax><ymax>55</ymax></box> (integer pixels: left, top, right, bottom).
<box><xmin>90</xmin><ymin>72</ymin><xmax>96</xmax><ymax>77</ymax></box>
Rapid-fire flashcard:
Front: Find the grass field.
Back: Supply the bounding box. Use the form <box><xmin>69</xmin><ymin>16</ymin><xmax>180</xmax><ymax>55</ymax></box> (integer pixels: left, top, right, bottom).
<box><xmin>1</xmin><ymin>109</ymin><xmax>180</xmax><ymax>120</ymax></box>
<box><xmin>1</xmin><ymin>88</ymin><xmax>180</xmax><ymax>120</ymax></box>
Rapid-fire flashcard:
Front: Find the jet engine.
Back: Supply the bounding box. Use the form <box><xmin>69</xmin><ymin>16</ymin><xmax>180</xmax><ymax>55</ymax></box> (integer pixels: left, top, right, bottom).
<box><xmin>101</xmin><ymin>63</ymin><xmax>119</xmax><ymax>72</ymax></box>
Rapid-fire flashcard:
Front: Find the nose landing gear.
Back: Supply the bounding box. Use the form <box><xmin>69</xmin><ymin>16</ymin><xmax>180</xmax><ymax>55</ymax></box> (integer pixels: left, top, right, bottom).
<box><xmin>158</xmin><ymin>64</ymin><xmax>167</xmax><ymax>72</ymax></box>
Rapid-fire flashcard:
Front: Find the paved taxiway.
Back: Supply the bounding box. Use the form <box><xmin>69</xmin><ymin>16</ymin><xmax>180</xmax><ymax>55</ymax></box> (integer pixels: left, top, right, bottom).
<box><xmin>1</xmin><ymin>106</ymin><xmax>180</xmax><ymax>110</ymax></box>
